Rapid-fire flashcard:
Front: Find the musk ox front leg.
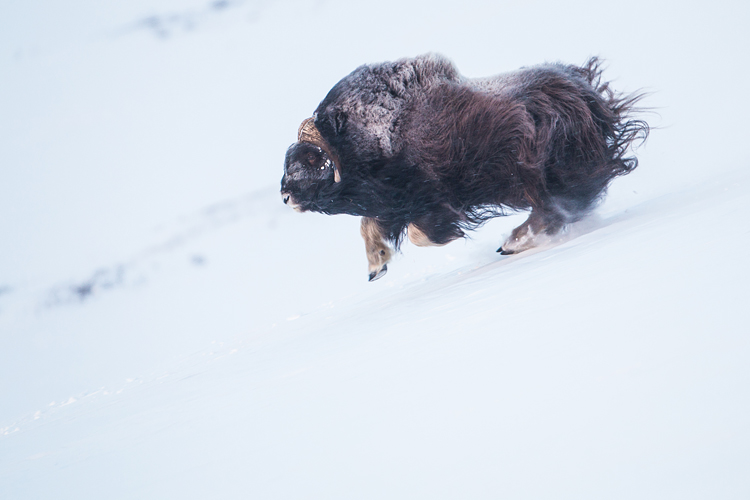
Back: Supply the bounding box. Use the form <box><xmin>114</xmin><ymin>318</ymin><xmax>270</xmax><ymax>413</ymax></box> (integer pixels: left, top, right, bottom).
<box><xmin>361</xmin><ymin>217</ymin><xmax>392</xmax><ymax>282</ymax></box>
<box><xmin>498</xmin><ymin>209</ymin><xmax>566</xmax><ymax>255</ymax></box>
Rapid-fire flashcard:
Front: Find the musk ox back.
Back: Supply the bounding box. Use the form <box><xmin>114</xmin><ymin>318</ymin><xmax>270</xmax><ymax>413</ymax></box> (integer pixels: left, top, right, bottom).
<box><xmin>281</xmin><ymin>54</ymin><xmax>648</xmax><ymax>281</ymax></box>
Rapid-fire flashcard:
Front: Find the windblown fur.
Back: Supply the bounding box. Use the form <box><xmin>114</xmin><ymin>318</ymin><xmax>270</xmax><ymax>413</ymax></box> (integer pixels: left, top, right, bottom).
<box><xmin>281</xmin><ymin>54</ymin><xmax>648</xmax><ymax>278</ymax></box>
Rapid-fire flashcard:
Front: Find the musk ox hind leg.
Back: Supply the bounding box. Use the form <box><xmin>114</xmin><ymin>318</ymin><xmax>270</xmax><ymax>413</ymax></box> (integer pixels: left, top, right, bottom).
<box><xmin>407</xmin><ymin>210</ymin><xmax>465</xmax><ymax>248</ymax></box>
<box><xmin>407</xmin><ymin>224</ymin><xmax>448</xmax><ymax>247</ymax></box>
<box><xmin>498</xmin><ymin>209</ymin><xmax>566</xmax><ymax>255</ymax></box>
<box><xmin>361</xmin><ymin>217</ymin><xmax>392</xmax><ymax>282</ymax></box>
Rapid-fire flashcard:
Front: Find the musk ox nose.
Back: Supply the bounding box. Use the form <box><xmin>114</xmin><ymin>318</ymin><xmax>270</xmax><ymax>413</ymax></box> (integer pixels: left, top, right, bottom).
<box><xmin>282</xmin><ymin>193</ymin><xmax>290</xmax><ymax>204</ymax></box>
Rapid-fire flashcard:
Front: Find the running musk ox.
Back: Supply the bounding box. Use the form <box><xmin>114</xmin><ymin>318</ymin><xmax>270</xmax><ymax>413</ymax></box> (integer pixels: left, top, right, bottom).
<box><xmin>280</xmin><ymin>54</ymin><xmax>648</xmax><ymax>281</ymax></box>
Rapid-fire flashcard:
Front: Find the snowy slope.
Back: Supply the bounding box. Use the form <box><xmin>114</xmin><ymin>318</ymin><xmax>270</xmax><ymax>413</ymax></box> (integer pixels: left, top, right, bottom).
<box><xmin>1</xmin><ymin>0</ymin><xmax>749</xmax><ymax>498</ymax></box>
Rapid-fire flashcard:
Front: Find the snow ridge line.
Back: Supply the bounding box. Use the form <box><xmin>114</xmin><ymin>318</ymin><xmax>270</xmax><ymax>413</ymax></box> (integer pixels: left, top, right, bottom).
<box><xmin>40</xmin><ymin>188</ymin><xmax>284</xmax><ymax>308</ymax></box>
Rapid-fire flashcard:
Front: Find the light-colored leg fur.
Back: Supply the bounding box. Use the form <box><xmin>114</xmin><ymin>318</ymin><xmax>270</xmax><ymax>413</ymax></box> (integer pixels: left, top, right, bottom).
<box><xmin>407</xmin><ymin>223</ymin><xmax>449</xmax><ymax>247</ymax></box>
<box><xmin>361</xmin><ymin>217</ymin><xmax>392</xmax><ymax>281</ymax></box>
<box><xmin>500</xmin><ymin>210</ymin><xmax>565</xmax><ymax>254</ymax></box>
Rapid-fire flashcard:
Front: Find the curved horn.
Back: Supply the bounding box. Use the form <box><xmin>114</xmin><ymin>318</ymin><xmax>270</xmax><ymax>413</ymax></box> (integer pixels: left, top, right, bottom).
<box><xmin>298</xmin><ymin>117</ymin><xmax>321</xmax><ymax>144</ymax></box>
<box><xmin>297</xmin><ymin>117</ymin><xmax>342</xmax><ymax>183</ymax></box>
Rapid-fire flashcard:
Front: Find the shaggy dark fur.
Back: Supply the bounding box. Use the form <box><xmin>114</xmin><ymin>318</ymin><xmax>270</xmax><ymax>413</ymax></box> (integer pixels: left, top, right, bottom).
<box><xmin>281</xmin><ymin>54</ymin><xmax>647</xmax><ymax>270</ymax></box>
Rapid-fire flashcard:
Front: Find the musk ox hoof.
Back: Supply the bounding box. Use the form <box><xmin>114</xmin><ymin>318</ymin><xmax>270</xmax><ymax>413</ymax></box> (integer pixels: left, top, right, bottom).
<box><xmin>500</xmin><ymin>233</ymin><xmax>543</xmax><ymax>254</ymax></box>
<box><xmin>500</xmin><ymin>232</ymin><xmax>538</xmax><ymax>254</ymax></box>
<box><xmin>368</xmin><ymin>265</ymin><xmax>387</xmax><ymax>282</ymax></box>
<box><xmin>500</xmin><ymin>209</ymin><xmax>565</xmax><ymax>255</ymax></box>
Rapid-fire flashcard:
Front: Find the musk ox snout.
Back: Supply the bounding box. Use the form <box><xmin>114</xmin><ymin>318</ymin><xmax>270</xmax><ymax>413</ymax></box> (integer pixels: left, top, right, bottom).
<box><xmin>280</xmin><ymin>142</ymin><xmax>337</xmax><ymax>212</ymax></box>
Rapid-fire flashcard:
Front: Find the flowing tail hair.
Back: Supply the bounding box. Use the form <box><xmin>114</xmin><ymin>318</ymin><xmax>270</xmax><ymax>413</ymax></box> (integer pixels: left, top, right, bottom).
<box><xmin>576</xmin><ymin>56</ymin><xmax>650</xmax><ymax>177</ymax></box>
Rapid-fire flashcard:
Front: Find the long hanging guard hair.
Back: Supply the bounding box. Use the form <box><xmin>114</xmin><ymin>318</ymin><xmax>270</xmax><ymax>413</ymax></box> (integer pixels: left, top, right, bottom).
<box><xmin>576</xmin><ymin>56</ymin><xmax>650</xmax><ymax>176</ymax></box>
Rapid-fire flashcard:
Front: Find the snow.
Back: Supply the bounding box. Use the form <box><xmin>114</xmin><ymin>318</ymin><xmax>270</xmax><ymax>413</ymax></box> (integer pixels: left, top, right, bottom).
<box><xmin>1</xmin><ymin>0</ymin><xmax>750</xmax><ymax>498</ymax></box>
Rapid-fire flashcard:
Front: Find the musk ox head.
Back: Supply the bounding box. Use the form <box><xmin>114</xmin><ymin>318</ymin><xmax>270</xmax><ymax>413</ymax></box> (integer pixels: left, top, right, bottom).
<box><xmin>280</xmin><ymin>54</ymin><xmax>461</xmax><ymax>212</ymax></box>
<box><xmin>280</xmin><ymin>118</ymin><xmax>341</xmax><ymax>212</ymax></box>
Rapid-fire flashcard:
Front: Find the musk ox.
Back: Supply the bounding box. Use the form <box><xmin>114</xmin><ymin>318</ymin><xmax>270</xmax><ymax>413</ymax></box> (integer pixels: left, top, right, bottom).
<box><xmin>281</xmin><ymin>54</ymin><xmax>648</xmax><ymax>281</ymax></box>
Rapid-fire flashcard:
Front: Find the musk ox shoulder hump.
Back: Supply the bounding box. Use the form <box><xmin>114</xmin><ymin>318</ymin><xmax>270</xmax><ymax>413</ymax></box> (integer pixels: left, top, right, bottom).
<box><xmin>379</xmin><ymin>53</ymin><xmax>461</xmax><ymax>97</ymax></box>
<box><xmin>315</xmin><ymin>54</ymin><xmax>461</xmax><ymax>159</ymax></box>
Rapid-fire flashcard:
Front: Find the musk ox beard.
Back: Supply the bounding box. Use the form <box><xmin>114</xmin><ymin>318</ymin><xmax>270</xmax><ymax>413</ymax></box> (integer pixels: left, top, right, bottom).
<box><xmin>281</xmin><ymin>54</ymin><xmax>648</xmax><ymax>281</ymax></box>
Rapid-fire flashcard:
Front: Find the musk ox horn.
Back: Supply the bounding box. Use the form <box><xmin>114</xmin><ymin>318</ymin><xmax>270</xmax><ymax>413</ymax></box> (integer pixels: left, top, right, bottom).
<box><xmin>297</xmin><ymin>117</ymin><xmax>342</xmax><ymax>183</ymax></box>
<box><xmin>297</xmin><ymin>117</ymin><xmax>321</xmax><ymax>144</ymax></box>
